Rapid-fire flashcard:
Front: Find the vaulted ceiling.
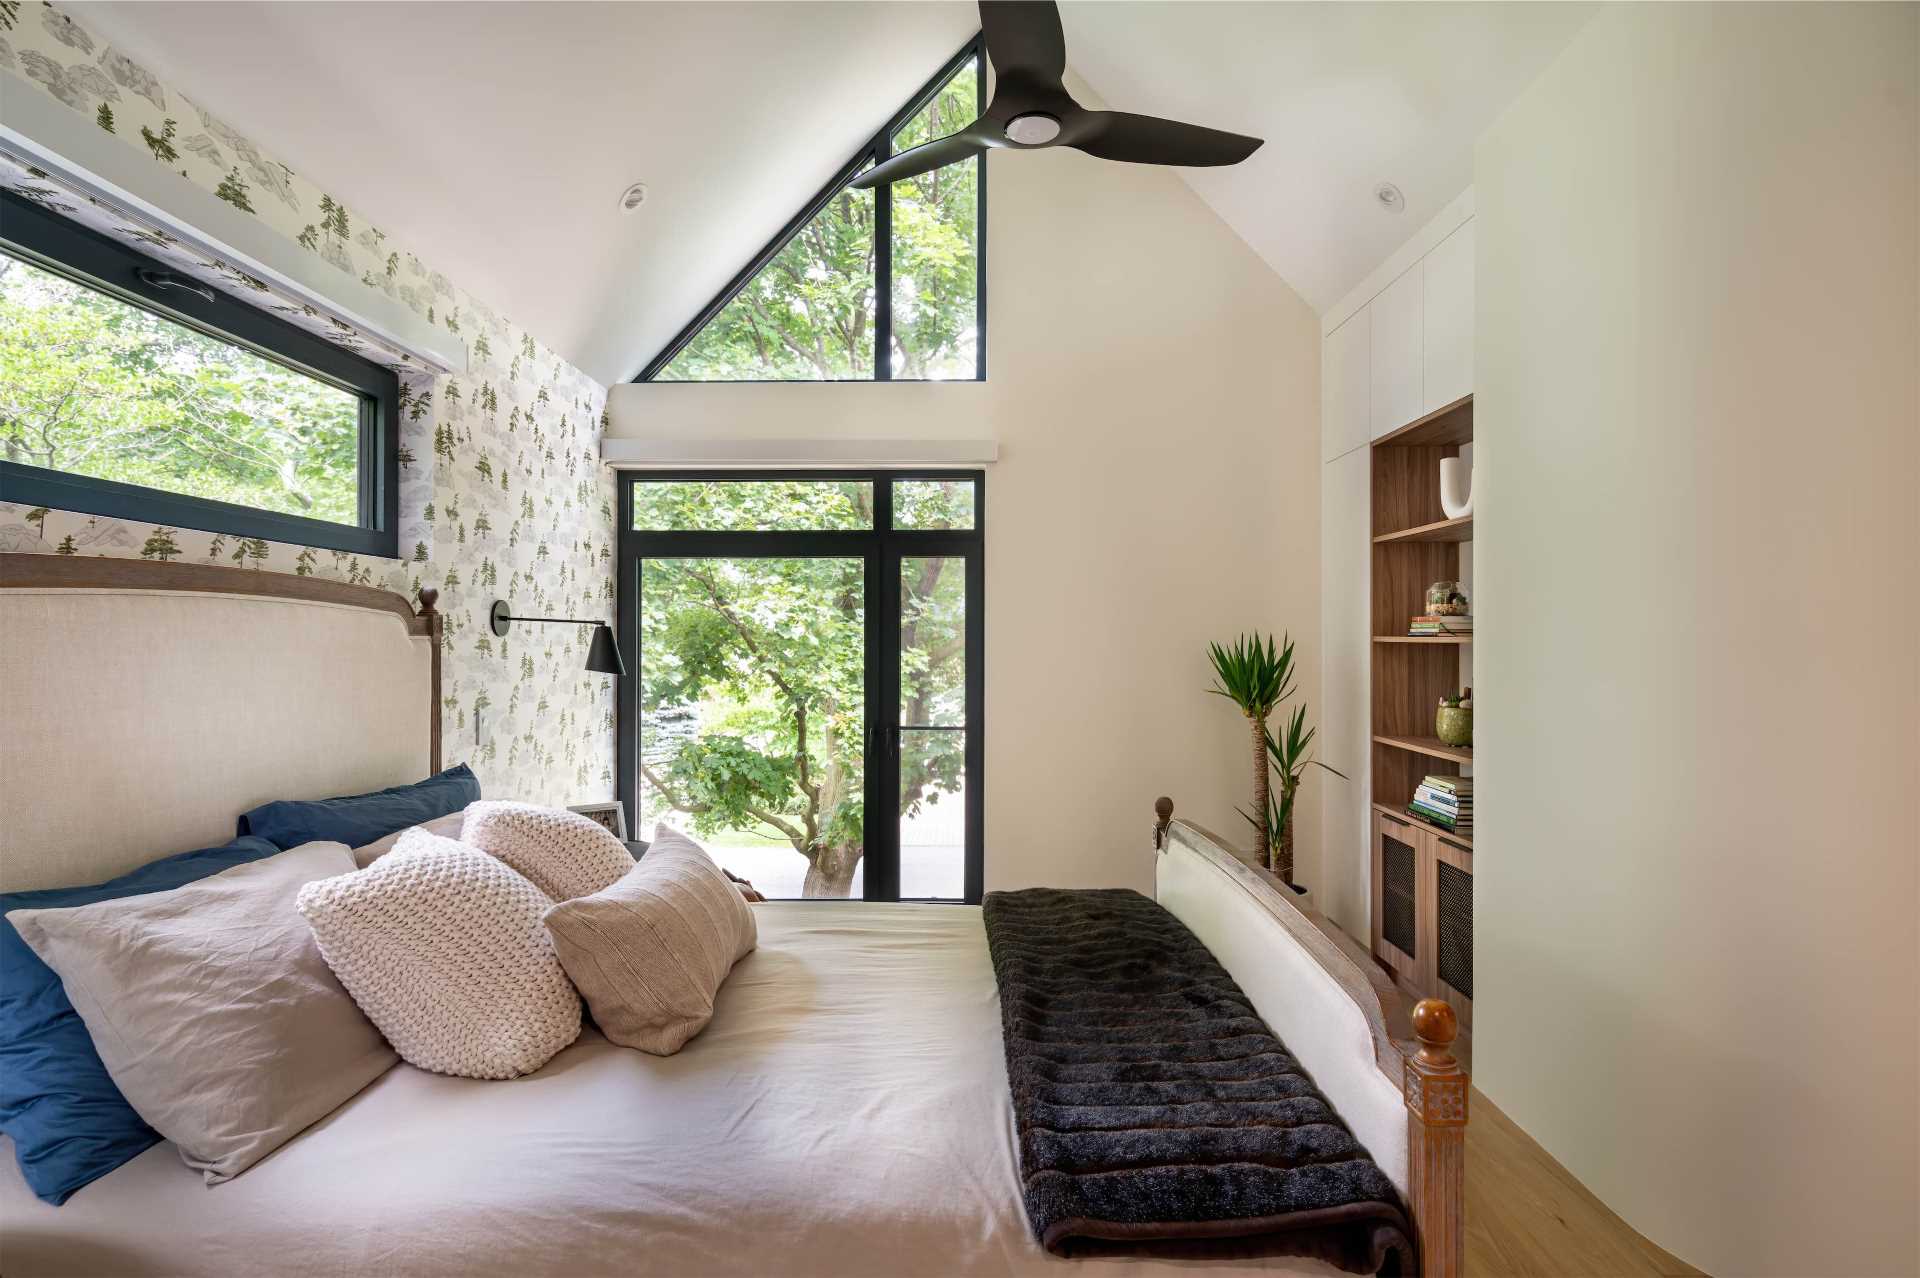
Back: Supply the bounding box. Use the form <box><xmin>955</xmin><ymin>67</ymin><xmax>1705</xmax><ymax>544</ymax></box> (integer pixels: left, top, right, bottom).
<box><xmin>68</xmin><ymin>1</ymin><xmax>1593</xmax><ymax>384</ymax></box>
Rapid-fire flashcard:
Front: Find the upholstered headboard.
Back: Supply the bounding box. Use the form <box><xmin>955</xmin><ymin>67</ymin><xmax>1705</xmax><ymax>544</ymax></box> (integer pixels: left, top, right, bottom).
<box><xmin>0</xmin><ymin>554</ymin><xmax>442</xmax><ymax>892</ymax></box>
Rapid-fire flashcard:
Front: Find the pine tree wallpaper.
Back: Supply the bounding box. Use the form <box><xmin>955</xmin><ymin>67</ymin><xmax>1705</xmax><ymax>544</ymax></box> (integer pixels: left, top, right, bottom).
<box><xmin>0</xmin><ymin>2</ymin><xmax>617</xmax><ymax>806</ymax></box>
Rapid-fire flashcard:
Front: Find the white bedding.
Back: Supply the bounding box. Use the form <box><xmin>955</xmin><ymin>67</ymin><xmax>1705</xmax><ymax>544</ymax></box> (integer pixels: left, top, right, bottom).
<box><xmin>0</xmin><ymin>903</ymin><xmax>1339</xmax><ymax>1277</ymax></box>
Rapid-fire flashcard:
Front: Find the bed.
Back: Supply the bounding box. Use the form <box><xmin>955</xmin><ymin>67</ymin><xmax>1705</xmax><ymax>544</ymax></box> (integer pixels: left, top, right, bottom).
<box><xmin>0</xmin><ymin>554</ymin><xmax>1466</xmax><ymax>1277</ymax></box>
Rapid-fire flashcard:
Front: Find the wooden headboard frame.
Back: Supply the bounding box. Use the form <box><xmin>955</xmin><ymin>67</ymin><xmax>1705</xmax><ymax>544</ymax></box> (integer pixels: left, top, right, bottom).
<box><xmin>1152</xmin><ymin>797</ymin><xmax>1467</xmax><ymax>1278</ymax></box>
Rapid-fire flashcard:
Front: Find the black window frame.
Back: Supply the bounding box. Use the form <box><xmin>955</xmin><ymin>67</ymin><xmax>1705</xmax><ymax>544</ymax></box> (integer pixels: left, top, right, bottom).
<box><xmin>0</xmin><ymin>189</ymin><xmax>401</xmax><ymax>558</ymax></box>
<box><xmin>636</xmin><ymin>36</ymin><xmax>988</xmax><ymax>384</ymax></box>
<box><xmin>617</xmin><ymin>469</ymin><xmax>985</xmax><ymax>904</ymax></box>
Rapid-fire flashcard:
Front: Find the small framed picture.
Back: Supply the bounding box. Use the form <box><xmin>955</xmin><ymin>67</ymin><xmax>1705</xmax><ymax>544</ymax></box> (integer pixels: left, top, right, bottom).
<box><xmin>568</xmin><ymin>802</ymin><xmax>627</xmax><ymax>841</ymax></box>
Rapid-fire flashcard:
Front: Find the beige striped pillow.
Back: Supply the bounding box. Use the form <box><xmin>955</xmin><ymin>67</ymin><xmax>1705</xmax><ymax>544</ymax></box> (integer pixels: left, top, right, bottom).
<box><xmin>542</xmin><ymin>825</ymin><xmax>757</xmax><ymax>1055</ymax></box>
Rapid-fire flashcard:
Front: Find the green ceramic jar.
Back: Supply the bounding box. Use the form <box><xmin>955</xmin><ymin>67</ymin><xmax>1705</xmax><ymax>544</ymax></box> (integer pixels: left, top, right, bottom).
<box><xmin>1435</xmin><ymin>704</ymin><xmax>1473</xmax><ymax>747</ymax></box>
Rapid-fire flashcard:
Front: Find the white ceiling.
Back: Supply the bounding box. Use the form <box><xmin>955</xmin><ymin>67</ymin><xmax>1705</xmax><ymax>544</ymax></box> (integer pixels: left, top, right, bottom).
<box><xmin>1059</xmin><ymin>1</ymin><xmax>1596</xmax><ymax>316</ymax></box>
<box><xmin>68</xmin><ymin>2</ymin><xmax>1593</xmax><ymax>384</ymax></box>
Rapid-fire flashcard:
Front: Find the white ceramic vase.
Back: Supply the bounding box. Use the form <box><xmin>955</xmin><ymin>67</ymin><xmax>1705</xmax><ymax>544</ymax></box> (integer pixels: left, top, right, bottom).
<box><xmin>1440</xmin><ymin>456</ymin><xmax>1474</xmax><ymax>519</ymax></box>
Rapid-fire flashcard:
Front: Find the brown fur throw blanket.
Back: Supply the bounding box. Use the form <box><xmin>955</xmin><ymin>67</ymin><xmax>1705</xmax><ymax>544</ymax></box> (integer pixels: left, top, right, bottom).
<box><xmin>983</xmin><ymin>887</ymin><xmax>1415</xmax><ymax>1274</ymax></box>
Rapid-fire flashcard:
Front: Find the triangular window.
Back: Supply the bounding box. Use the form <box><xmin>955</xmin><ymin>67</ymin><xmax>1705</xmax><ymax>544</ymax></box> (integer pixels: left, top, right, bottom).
<box><xmin>644</xmin><ymin>40</ymin><xmax>984</xmax><ymax>382</ymax></box>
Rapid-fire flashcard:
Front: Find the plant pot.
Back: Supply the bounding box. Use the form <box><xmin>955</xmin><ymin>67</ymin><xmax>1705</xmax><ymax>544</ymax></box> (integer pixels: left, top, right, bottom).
<box><xmin>1436</xmin><ymin>704</ymin><xmax>1473</xmax><ymax>747</ymax></box>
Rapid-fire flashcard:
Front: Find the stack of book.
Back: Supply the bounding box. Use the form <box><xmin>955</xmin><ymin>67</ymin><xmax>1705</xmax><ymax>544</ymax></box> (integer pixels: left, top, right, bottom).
<box><xmin>1409</xmin><ymin>775</ymin><xmax>1472</xmax><ymax>833</ymax></box>
<box><xmin>1409</xmin><ymin>614</ymin><xmax>1474</xmax><ymax>637</ymax></box>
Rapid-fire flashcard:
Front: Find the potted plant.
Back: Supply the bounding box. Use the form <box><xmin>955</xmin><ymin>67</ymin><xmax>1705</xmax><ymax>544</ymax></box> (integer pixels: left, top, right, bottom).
<box><xmin>1436</xmin><ymin>688</ymin><xmax>1473</xmax><ymax>747</ymax></box>
<box><xmin>1261</xmin><ymin>704</ymin><xmax>1347</xmax><ymax>894</ymax></box>
<box><xmin>1208</xmin><ymin>633</ymin><xmax>1295</xmax><ymax>865</ymax></box>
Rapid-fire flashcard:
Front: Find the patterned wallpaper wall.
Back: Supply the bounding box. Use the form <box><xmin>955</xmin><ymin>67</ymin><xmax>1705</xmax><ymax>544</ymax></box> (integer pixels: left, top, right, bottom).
<box><xmin>0</xmin><ymin>1</ymin><xmax>617</xmax><ymax>806</ymax></box>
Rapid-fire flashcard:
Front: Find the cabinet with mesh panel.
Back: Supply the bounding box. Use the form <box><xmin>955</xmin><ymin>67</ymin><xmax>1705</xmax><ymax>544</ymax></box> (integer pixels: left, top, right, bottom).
<box><xmin>1371</xmin><ymin>809</ymin><xmax>1473</xmax><ymax>1030</ymax></box>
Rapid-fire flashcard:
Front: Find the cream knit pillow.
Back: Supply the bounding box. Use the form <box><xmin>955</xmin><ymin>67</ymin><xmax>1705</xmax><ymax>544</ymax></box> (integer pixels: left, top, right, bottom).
<box><xmin>460</xmin><ymin>801</ymin><xmax>634</xmax><ymax>901</ymax></box>
<box><xmin>543</xmin><ymin>824</ymin><xmax>757</xmax><ymax>1056</ymax></box>
<box><xmin>297</xmin><ymin>830</ymin><xmax>581</xmax><ymax>1079</ymax></box>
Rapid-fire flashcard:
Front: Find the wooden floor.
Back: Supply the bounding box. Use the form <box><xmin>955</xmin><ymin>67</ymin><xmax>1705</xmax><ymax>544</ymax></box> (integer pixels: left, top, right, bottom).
<box><xmin>1466</xmin><ymin>1088</ymin><xmax>1704</xmax><ymax>1277</ymax></box>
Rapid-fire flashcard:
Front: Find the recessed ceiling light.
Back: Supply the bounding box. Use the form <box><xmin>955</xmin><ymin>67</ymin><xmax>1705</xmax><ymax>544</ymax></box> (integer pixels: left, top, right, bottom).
<box><xmin>619</xmin><ymin>182</ymin><xmax>649</xmax><ymax>213</ymax></box>
<box><xmin>1374</xmin><ymin>182</ymin><xmax>1405</xmax><ymax>213</ymax></box>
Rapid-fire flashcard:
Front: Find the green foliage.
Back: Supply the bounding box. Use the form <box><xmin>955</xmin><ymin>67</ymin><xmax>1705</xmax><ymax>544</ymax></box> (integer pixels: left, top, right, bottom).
<box><xmin>1266</xmin><ymin>703</ymin><xmax>1345</xmax><ymax>826</ymax></box>
<box><xmin>638</xmin><ymin>484</ymin><xmax>967</xmax><ymax>895</ymax></box>
<box><xmin>214</xmin><ymin>167</ymin><xmax>254</xmax><ymax>213</ymax></box>
<box><xmin>95</xmin><ymin>103</ymin><xmax>114</xmax><ymax>134</ymax></box>
<box><xmin>1207</xmin><ymin>632</ymin><xmax>1296</xmax><ymax>720</ymax></box>
<box><xmin>658</xmin><ymin>58</ymin><xmax>979</xmax><ymax>381</ymax></box>
<box><xmin>632</xmin><ymin>479</ymin><xmax>871</xmax><ymax>531</ymax></box>
<box><xmin>140</xmin><ymin>118</ymin><xmax>179</xmax><ymax>164</ymax></box>
<box><xmin>0</xmin><ymin>251</ymin><xmax>360</xmax><ymax>523</ymax></box>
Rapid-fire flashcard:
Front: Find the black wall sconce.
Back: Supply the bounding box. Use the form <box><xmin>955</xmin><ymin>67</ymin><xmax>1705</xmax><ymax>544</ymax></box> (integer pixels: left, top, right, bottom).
<box><xmin>489</xmin><ymin>600</ymin><xmax>626</xmax><ymax>676</ymax></box>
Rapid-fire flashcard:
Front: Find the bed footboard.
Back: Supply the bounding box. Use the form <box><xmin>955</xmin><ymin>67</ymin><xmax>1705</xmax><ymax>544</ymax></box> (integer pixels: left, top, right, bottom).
<box><xmin>1151</xmin><ymin>797</ymin><xmax>1466</xmax><ymax>1278</ymax></box>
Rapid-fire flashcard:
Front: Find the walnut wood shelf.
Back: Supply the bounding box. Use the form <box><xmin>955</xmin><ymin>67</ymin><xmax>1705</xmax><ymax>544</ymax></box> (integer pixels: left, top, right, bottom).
<box><xmin>1374</xmin><ymin>733</ymin><xmax>1474</xmax><ymax>765</ymax></box>
<box><xmin>1374</xmin><ymin>515</ymin><xmax>1474</xmax><ymax>544</ymax></box>
<box><xmin>1372</xmin><ymin>393</ymin><xmax>1474</xmax><ymax>448</ymax></box>
<box><xmin>1373</xmin><ymin>801</ymin><xmax>1473</xmax><ymax>851</ymax></box>
<box><xmin>1375</xmin><ymin>635</ymin><xmax>1474</xmax><ymax>645</ymax></box>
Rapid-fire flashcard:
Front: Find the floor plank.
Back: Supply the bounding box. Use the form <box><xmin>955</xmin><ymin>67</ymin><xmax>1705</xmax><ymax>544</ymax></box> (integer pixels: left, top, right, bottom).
<box><xmin>1466</xmin><ymin>1088</ymin><xmax>1705</xmax><ymax>1277</ymax></box>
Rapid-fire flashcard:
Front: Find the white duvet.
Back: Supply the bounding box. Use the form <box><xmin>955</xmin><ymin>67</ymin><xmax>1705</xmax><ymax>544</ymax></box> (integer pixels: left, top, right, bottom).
<box><xmin>0</xmin><ymin>903</ymin><xmax>1338</xmax><ymax>1277</ymax></box>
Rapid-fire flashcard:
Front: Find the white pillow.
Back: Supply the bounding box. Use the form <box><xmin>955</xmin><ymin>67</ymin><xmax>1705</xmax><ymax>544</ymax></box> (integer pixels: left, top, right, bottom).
<box><xmin>350</xmin><ymin>809</ymin><xmax>466</xmax><ymax>868</ymax></box>
<box><xmin>296</xmin><ymin>830</ymin><xmax>581</xmax><ymax>1080</ymax></box>
<box><xmin>459</xmin><ymin>801</ymin><xmax>634</xmax><ymax>901</ymax></box>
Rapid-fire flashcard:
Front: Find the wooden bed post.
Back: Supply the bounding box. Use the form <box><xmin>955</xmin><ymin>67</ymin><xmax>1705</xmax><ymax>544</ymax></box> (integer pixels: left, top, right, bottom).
<box><xmin>417</xmin><ymin>587</ymin><xmax>443</xmax><ymax>774</ymax></box>
<box><xmin>1404</xmin><ymin>998</ymin><xmax>1467</xmax><ymax>1278</ymax></box>
<box><xmin>1153</xmin><ymin>796</ymin><xmax>1174</xmax><ymax>850</ymax></box>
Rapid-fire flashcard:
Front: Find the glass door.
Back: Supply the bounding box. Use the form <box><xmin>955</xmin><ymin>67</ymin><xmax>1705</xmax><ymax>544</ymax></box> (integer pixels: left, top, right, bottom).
<box><xmin>618</xmin><ymin>473</ymin><xmax>982</xmax><ymax>903</ymax></box>
<box><xmin>637</xmin><ymin>555</ymin><xmax>867</xmax><ymax>899</ymax></box>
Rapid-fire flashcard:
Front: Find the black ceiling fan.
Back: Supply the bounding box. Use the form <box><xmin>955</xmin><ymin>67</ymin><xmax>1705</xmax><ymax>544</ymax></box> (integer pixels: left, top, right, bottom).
<box><xmin>851</xmin><ymin>0</ymin><xmax>1263</xmax><ymax>191</ymax></box>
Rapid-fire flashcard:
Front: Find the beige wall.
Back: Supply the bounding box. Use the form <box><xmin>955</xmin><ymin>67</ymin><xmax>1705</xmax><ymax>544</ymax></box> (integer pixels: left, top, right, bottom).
<box><xmin>609</xmin><ymin>145</ymin><xmax>1321</xmax><ymax>895</ymax></box>
<box><xmin>1474</xmin><ymin>4</ymin><xmax>1919</xmax><ymax>1274</ymax></box>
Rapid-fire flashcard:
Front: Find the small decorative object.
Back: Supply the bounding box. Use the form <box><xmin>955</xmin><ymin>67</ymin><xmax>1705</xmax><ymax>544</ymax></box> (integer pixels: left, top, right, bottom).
<box><xmin>1439</xmin><ymin>456</ymin><xmax>1474</xmax><ymax>519</ymax></box>
<box><xmin>1426</xmin><ymin>581</ymin><xmax>1470</xmax><ymax>616</ymax></box>
<box><xmin>1436</xmin><ymin>689</ymin><xmax>1473</xmax><ymax>748</ymax></box>
<box><xmin>567</xmin><ymin>801</ymin><xmax>628</xmax><ymax>841</ymax></box>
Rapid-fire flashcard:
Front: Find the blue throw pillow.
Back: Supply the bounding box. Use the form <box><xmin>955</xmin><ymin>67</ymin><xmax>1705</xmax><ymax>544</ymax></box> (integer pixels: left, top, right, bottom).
<box><xmin>0</xmin><ymin>836</ymin><xmax>281</xmax><ymax>1205</ymax></box>
<box><xmin>238</xmin><ymin>763</ymin><xmax>481</xmax><ymax>850</ymax></box>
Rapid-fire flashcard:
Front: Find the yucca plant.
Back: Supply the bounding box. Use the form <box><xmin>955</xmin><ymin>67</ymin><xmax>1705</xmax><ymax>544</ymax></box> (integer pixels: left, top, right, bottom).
<box><xmin>1208</xmin><ymin>633</ymin><xmax>1296</xmax><ymax>860</ymax></box>
<box><xmin>1256</xmin><ymin>703</ymin><xmax>1347</xmax><ymax>883</ymax></box>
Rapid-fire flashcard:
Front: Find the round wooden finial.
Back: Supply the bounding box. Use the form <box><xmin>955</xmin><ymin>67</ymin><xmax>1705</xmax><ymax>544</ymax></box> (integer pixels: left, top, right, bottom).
<box><xmin>1411</xmin><ymin>998</ymin><xmax>1458</xmax><ymax>1062</ymax></box>
<box><xmin>1154</xmin><ymin>796</ymin><xmax>1174</xmax><ymax>821</ymax></box>
<box><xmin>417</xmin><ymin>587</ymin><xmax>439</xmax><ymax>614</ymax></box>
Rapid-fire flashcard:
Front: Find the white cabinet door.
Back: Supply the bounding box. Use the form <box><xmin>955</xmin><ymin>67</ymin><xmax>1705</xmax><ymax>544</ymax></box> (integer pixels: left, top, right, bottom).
<box><xmin>1422</xmin><ymin>219</ymin><xmax>1474</xmax><ymax>412</ymax></box>
<box><xmin>1328</xmin><ymin>307</ymin><xmax>1374</xmax><ymax>458</ymax></box>
<box><xmin>1317</xmin><ymin>446</ymin><xmax>1372</xmax><ymax>936</ymax></box>
<box><xmin>1322</xmin><ymin>309</ymin><xmax>1371</xmax><ymax>461</ymax></box>
<box><xmin>1369</xmin><ymin>265</ymin><xmax>1424</xmax><ymax>437</ymax></box>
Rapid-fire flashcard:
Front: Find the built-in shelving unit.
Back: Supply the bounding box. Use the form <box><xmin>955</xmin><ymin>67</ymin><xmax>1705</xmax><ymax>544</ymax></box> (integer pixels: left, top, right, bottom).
<box><xmin>1372</xmin><ymin>801</ymin><xmax>1471</xmax><ymax>851</ymax></box>
<box><xmin>1369</xmin><ymin>392</ymin><xmax>1474</xmax><ymax>1030</ymax></box>
<box><xmin>1373</xmin><ymin>515</ymin><xmax>1474</xmax><ymax>545</ymax></box>
<box><xmin>1374</xmin><ymin>733</ymin><xmax>1473</xmax><ymax>765</ymax></box>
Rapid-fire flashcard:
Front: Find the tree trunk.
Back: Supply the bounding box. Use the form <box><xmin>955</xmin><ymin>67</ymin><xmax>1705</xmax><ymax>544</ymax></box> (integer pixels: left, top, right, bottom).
<box><xmin>1275</xmin><ymin>806</ymin><xmax>1295</xmax><ymax>885</ymax></box>
<box><xmin>803</xmin><ymin>843</ymin><xmax>862</xmax><ymax>898</ymax></box>
<box><xmin>1250</xmin><ymin>713</ymin><xmax>1271</xmax><ymax>863</ymax></box>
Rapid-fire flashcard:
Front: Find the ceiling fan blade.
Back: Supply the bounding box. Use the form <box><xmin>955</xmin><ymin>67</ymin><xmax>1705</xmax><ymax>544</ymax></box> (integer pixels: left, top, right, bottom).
<box><xmin>979</xmin><ymin>0</ymin><xmax>1066</xmax><ymax>83</ymax></box>
<box><xmin>1068</xmin><ymin>111</ymin><xmax>1264</xmax><ymax>168</ymax></box>
<box><xmin>849</xmin><ymin>130</ymin><xmax>989</xmax><ymax>190</ymax></box>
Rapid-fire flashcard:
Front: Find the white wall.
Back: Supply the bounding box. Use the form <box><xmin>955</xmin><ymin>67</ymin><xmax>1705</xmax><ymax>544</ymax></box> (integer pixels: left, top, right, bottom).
<box><xmin>1474</xmin><ymin>5</ymin><xmax>1919</xmax><ymax>1275</ymax></box>
<box><xmin>609</xmin><ymin>144</ymin><xmax>1321</xmax><ymax>895</ymax></box>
